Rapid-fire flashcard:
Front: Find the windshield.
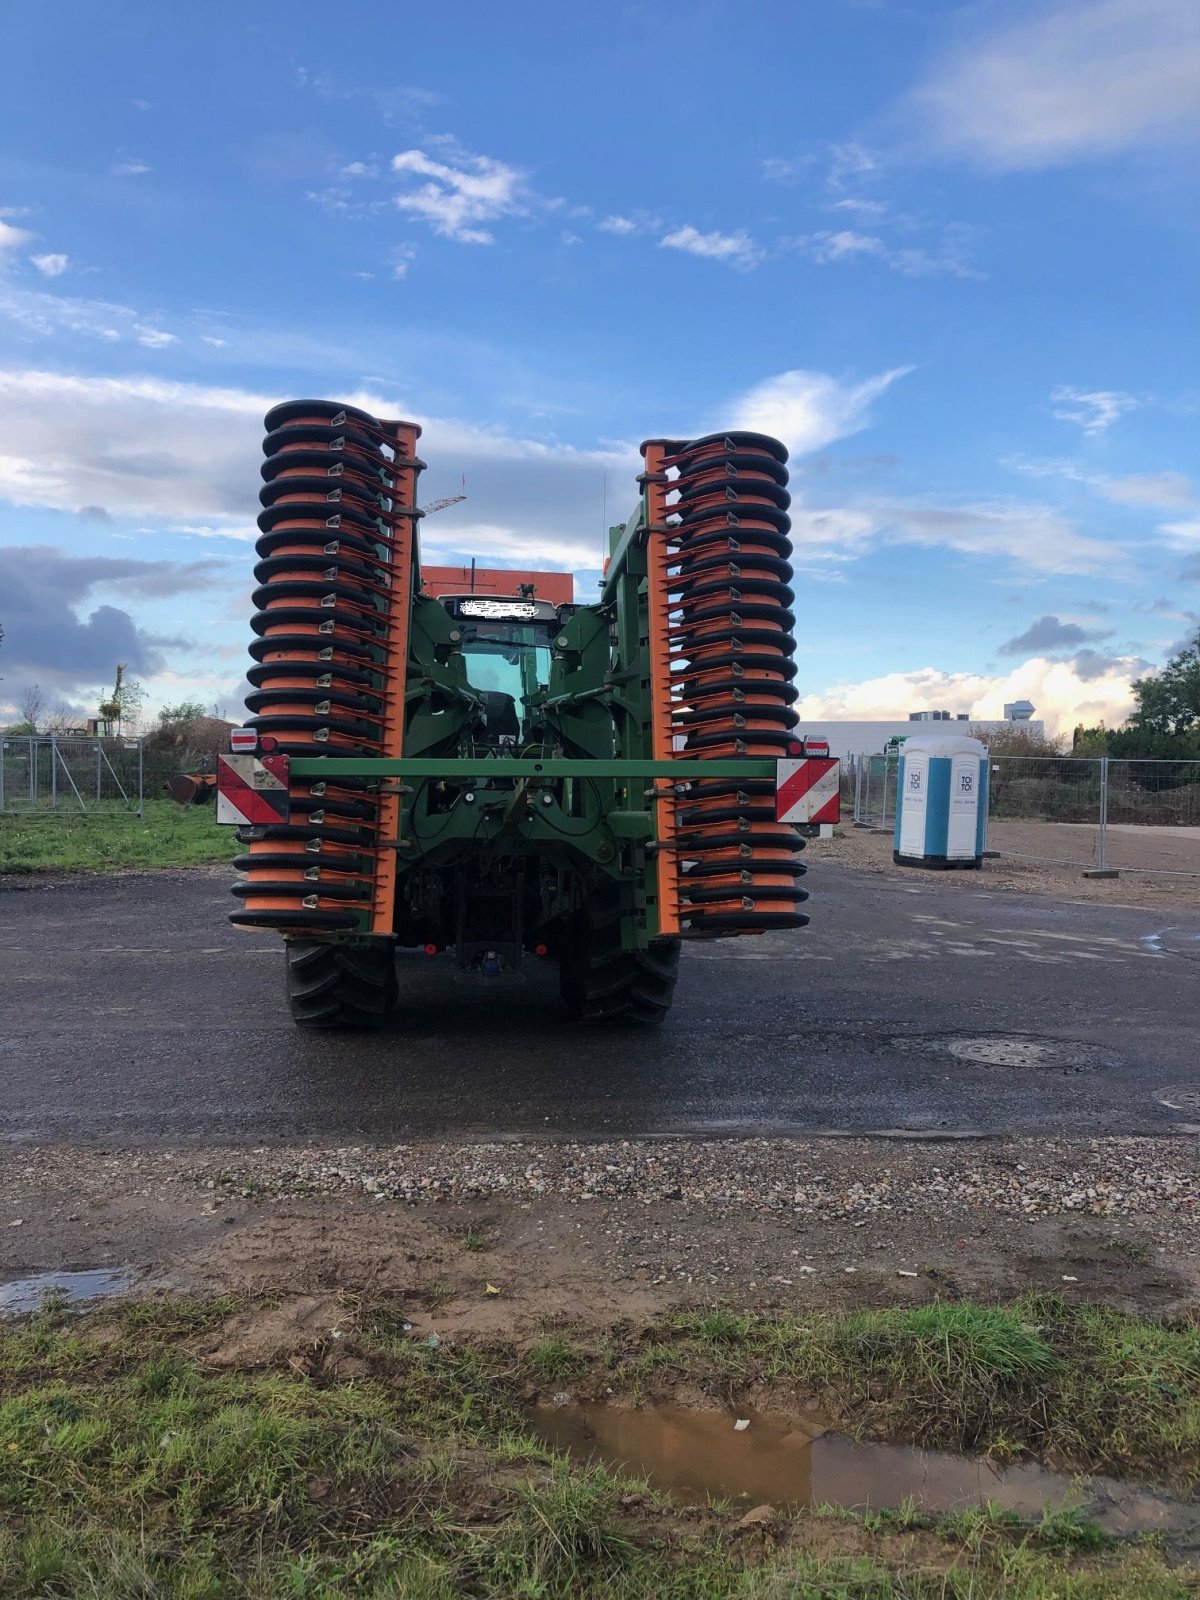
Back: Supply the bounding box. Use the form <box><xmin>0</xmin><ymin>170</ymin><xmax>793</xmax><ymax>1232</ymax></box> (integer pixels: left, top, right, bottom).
<box><xmin>460</xmin><ymin>622</ymin><xmax>553</xmax><ymax>742</ymax></box>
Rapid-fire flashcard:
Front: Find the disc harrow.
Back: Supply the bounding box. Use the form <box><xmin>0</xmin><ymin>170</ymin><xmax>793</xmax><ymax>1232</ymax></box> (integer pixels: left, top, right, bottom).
<box><xmin>230</xmin><ymin>399</ymin><xmax>422</xmax><ymax>933</ymax></box>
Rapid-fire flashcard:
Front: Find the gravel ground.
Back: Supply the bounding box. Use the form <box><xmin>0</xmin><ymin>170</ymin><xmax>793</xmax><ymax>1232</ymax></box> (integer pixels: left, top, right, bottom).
<box><xmin>3</xmin><ymin>1135</ymin><xmax>1196</xmax><ymax>1326</ymax></box>
<box><xmin>186</xmin><ymin>1136</ymin><xmax>1200</xmax><ymax>1221</ymax></box>
<box><xmin>807</xmin><ymin>825</ymin><xmax>1200</xmax><ymax>908</ymax></box>
<box><xmin>6</xmin><ymin>1135</ymin><xmax>1195</xmax><ymax>1229</ymax></box>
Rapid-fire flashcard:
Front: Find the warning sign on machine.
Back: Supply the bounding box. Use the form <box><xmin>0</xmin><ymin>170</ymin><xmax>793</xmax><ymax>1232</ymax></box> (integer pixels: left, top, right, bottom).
<box><xmin>216</xmin><ymin>752</ymin><xmax>292</xmax><ymax>827</ymax></box>
<box><xmin>775</xmin><ymin>756</ymin><xmax>841</xmax><ymax>825</ymax></box>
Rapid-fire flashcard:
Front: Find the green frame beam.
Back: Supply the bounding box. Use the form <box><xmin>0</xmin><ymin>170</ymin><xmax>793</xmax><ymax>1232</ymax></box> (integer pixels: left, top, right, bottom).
<box><xmin>289</xmin><ymin>756</ymin><xmax>778</xmax><ymax>780</ymax></box>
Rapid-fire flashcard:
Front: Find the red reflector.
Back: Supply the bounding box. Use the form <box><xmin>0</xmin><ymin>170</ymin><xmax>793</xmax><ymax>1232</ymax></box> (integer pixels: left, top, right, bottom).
<box><xmin>535</xmin><ymin>943</ymin><xmax>548</xmax><ymax>957</ymax></box>
<box><xmin>787</xmin><ymin>739</ymin><xmax>803</xmax><ymax>756</ymax></box>
<box><xmin>230</xmin><ymin>728</ymin><xmax>258</xmax><ymax>752</ymax></box>
<box><xmin>423</xmin><ymin>943</ymin><xmax>438</xmax><ymax>956</ymax></box>
<box><xmin>258</xmin><ymin>734</ymin><xmax>278</xmax><ymax>752</ymax></box>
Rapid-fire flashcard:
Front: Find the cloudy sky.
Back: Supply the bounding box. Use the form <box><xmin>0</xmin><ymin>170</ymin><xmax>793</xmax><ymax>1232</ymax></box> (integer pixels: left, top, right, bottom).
<box><xmin>1</xmin><ymin>0</ymin><xmax>1198</xmax><ymax>736</ymax></box>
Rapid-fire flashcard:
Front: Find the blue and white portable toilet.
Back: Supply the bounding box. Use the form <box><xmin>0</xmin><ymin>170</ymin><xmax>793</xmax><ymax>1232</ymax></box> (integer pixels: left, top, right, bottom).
<box><xmin>893</xmin><ymin>735</ymin><xmax>988</xmax><ymax>869</ymax></box>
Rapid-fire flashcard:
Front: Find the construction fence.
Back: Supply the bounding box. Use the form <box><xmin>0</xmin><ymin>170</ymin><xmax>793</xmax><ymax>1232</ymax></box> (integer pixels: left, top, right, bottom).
<box><xmin>0</xmin><ymin>736</ymin><xmax>216</xmax><ymax>815</ymax></box>
<box><xmin>848</xmin><ymin>750</ymin><xmax>1200</xmax><ymax>878</ymax></box>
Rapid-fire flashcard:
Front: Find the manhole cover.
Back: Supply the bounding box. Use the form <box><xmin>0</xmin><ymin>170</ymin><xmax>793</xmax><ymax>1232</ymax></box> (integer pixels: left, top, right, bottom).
<box><xmin>946</xmin><ymin>1037</ymin><xmax>1058</xmax><ymax>1069</ymax></box>
<box><xmin>1154</xmin><ymin>1087</ymin><xmax>1200</xmax><ymax>1112</ymax></box>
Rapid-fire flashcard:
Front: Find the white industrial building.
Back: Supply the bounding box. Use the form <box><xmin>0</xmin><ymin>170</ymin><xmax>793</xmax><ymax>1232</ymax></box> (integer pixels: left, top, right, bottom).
<box><xmin>795</xmin><ymin>704</ymin><xmax>1043</xmax><ymax>760</ymax></box>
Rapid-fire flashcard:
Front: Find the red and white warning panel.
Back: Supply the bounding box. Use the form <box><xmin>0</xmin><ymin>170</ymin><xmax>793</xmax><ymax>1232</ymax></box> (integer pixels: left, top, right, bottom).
<box><xmin>216</xmin><ymin>752</ymin><xmax>291</xmax><ymax>827</ymax></box>
<box><xmin>775</xmin><ymin>756</ymin><xmax>841</xmax><ymax>825</ymax></box>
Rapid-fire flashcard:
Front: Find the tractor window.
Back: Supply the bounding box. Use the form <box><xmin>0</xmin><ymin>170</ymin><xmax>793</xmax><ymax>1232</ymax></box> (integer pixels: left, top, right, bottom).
<box><xmin>460</xmin><ymin>623</ymin><xmax>552</xmax><ymax>738</ymax></box>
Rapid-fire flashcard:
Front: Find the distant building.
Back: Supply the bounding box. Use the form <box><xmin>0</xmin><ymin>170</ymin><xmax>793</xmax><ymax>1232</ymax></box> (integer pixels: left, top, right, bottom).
<box><xmin>795</xmin><ymin>707</ymin><xmax>1044</xmax><ymax>759</ymax></box>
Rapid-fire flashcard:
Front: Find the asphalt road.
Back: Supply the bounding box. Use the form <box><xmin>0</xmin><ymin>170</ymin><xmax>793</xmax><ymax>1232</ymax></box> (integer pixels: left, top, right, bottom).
<box><xmin>2</xmin><ymin>866</ymin><xmax>1198</xmax><ymax>1143</ymax></box>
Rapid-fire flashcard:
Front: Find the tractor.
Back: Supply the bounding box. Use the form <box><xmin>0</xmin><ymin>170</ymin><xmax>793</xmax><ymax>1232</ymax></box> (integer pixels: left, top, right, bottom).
<box><xmin>218</xmin><ymin>400</ymin><xmax>814</xmax><ymax>1026</ymax></box>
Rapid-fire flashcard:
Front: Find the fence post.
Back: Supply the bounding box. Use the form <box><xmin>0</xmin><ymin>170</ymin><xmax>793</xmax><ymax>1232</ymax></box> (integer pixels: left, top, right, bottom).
<box><xmin>0</xmin><ymin>736</ymin><xmax>5</xmax><ymax>813</ymax></box>
<box><xmin>50</xmin><ymin>736</ymin><xmax>58</xmax><ymax>809</ymax></box>
<box><xmin>881</xmin><ymin>752</ymin><xmax>892</xmax><ymax>832</ymax></box>
<box><xmin>28</xmin><ymin>736</ymin><xmax>35</xmax><ymax>804</ymax></box>
<box><xmin>137</xmin><ymin>739</ymin><xmax>144</xmax><ymax>819</ymax></box>
<box><xmin>96</xmin><ymin>742</ymin><xmax>102</xmax><ymax>805</ymax></box>
<box><xmin>1083</xmin><ymin>755</ymin><xmax>1118</xmax><ymax>878</ymax></box>
<box><xmin>853</xmin><ymin>755</ymin><xmax>863</xmax><ymax>824</ymax></box>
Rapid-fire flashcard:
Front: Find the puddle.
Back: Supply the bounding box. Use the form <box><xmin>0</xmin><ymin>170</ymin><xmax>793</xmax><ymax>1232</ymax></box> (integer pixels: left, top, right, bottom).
<box><xmin>0</xmin><ymin>1268</ymin><xmax>132</xmax><ymax>1315</ymax></box>
<box><xmin>529</xmin><ymin>1402</ymin><xmax>1200</xmax><ymax>1550</ymax></box>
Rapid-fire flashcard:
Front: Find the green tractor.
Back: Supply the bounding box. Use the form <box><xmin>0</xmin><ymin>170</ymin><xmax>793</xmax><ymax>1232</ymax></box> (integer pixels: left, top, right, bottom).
<box><xmin>218</xmin><ymin>400</ymin><xmax>812</xmax><ymax>1026</ymax></box>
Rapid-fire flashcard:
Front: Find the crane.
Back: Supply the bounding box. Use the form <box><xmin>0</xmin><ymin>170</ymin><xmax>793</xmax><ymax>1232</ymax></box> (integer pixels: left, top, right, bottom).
<box><xmin>423</xmin><ymin>492</ymin><xmax>467</xmax><ymax>516</ymax></box>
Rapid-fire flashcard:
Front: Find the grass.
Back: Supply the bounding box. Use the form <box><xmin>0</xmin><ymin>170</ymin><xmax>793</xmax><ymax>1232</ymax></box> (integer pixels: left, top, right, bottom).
<box><xmin>618</xmin><ymin>1297</ymin><xmax>1200</xmax><ymax>1482</ymax></box>
<box><xmin>0</xmin><ymin>1295</ymin><xmax>1196</xmax><ymax>1598</ymax></box>
<box><xmin>0</xmin><ymin>799</ymin><xmax>231</xmax><ymax>873</ymax></box>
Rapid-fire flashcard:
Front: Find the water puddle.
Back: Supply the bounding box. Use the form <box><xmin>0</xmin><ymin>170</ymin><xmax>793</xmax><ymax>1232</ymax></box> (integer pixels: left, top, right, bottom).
<box><xmin>529</xmin><ymin>1402</ymin><xmax>1200</xmax><ymax>1550</ymax></box>
<box><xmin>0</xmin><ymin>1268</ymin><xmax>132</xmax><ymax>1315</ymax></box>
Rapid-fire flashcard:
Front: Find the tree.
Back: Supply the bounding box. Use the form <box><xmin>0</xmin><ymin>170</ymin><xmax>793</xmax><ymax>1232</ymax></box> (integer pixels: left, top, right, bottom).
<box><xmin>157</xmin><ymin>700</ymin><xmax>208</xmax><ymax>731</ymax></box>
<box><xmin>1128</xmin><ymin>631</ymin><xmax>1200</xmax><ymax>737</ymax></box>
<box><xmin>98</xmin><ymin>664</ymin><xmax>146</xmax><ymax>736</ymax></box>
<box><xmin>18</xmin><ymin>683</ymin><xmax>45</xmax><ymax>732</ymax></box>
<box><xmin>967</xmin><ymin>723</ymin><xmax>1066</xmax><ymax>758</ymax></box>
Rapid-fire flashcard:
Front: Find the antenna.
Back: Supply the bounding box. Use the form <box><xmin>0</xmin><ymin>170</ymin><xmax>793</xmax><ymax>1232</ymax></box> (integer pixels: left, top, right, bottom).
<box><xmin>601</xmin><ymin>470</ymin><xmax>607</xmax><ymax>566</ymax></box>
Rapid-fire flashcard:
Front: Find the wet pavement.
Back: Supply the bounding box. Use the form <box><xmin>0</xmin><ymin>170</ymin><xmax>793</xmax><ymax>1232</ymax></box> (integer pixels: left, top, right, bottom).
<box><xmin>1</xmin><ymin>866</ymin><xmax>1198</xmax><ymax>1143</ymax></box>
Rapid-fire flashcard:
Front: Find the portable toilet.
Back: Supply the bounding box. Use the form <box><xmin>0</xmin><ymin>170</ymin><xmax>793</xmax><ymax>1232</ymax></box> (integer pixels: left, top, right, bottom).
<box><xmin>894</xmin><ymin>735</ymin><xmax>988</xmax><ymax>869</ymax></box>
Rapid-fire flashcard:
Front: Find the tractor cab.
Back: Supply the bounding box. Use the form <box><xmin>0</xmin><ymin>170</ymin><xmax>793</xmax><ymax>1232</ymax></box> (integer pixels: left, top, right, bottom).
<box><xmin>437</xmin><ymin>594</ymin><xmax>570</xmax><ymax>747</ymax></box>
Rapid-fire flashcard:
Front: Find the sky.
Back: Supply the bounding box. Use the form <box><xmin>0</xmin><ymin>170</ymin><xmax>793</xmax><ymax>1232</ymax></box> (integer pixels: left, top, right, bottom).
<box><xmin>0</xmin><ymin>0</ymin><xmax>1198</xmax><ymax>738</ymax></box>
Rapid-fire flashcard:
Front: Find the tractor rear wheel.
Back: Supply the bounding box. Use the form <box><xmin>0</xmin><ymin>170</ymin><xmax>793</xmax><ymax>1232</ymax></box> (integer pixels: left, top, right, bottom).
<box><xmin>285</xmin><ymin>939</ymin><xmax>397</xmax><ymax>1028</ymax></box>
<box><xmin>559</xmin><ymin>891</ymin><xmax>681</xmax><ymax>1025</ymax></box>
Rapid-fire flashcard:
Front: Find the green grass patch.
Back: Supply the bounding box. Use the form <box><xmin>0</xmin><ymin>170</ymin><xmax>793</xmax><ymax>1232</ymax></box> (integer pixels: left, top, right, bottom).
<box><xmin>0</xmin><ymin>1296</ymin><xmax>1196</xmax><ymax>1598</ymax></box>
<box><xmin>0</xmin><ymin>799</ymin><xmax>231</xmax><ymax>873</ymax></box>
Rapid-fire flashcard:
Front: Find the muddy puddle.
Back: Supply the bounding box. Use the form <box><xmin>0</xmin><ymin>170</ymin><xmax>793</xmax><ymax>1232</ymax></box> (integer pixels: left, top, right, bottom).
<box><xmin>529</xmin><ymin>1402</ymin><xmax>1200</xmax><ymax>1549</ymax></box>
<box><xmin>0</xmin><ymin>1268</ymin><xmax>132</xmax><ymax>1315</ymax></box>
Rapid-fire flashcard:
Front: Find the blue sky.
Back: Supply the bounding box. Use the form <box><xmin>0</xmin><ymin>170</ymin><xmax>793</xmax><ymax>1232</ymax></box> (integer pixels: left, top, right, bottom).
<box><xmin>0</xmin><ymin>0</ymin><xmax>1198</xmax><ymax>736</ymax></box>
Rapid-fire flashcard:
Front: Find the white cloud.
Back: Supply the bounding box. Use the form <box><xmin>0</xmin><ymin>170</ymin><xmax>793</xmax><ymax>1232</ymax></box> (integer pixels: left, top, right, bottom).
<box><xmin>827</xmin><ymin>142</ymin><xmax>881</xmax><ymax>189</ymax></box>
<box><xmin>879</xmin><ymin>499</ymin><xmax>1113</xmax><ymax>575</ymax></box>
<box><xmin>135</xmin><ymin>327</ymin><xmax>176</xmax><ymax>348</ymax></box>
<box><xmin>200</xmin><ymin>334</ymin><xmax>228</xmax><ymax>347</ymax></box>
<box><xmin>806</xmin><ymin>229</ymin><xmax>885</xmax><ymax>262</ymax></box>
<box><xmin>340</xmin><ymin>160</ymin><xmax>379</xmax><ymax>178</ymax></box>
<box><xmin>730</xmin><ymin>367</ymin><xmax>910</xmax><ymax>456</ymax></box>
<box><xmin>1107</xmin><ymin>471</ymin><xmax>1193</xmax><ymax>507</ymax></box>
<box><xmin>760</xmin><ymin>154</ymin><xmax>814</xmax><ymax>184</ymax></box>
<box><xmin>660</xmin><ymin>224</ymin><xmax>764</xmax><ymax>270</ymax></box>
<box><xmin>913</xmin><ymin>0</ymin><xmax>1200</xmax><ymax>169</ymax></box>
<box><xmin>796</xmin><ymin>655</ymin><xmax>1140</xmax><ymax>739</ymax></box>
<box><xmin>391</xmin><ymin>146</ymin><xmax>525</xmax><ymax>243</ymax></box>
<box><xmin>829</xmin><ymin>197</ymin><xmax>888</xmax><ymax>219</ymax></box>
<box><xmin>793</xmin><ymin>225</ymin><xmax>981</xmax><ymax>278</ymax></box>
<box><xmin>0</xmin><ymin>369</ymin><xmax>637</xmax><ymax>578</ymax></box>
<box><xmin>1010</xmin><ymin>455</ymin><xmax>1194</xmax><ymax>508</ymax></box>
<box><xmin>0</xmin><ymin>219</ymin><xmax>33</xmax><ymax>251</ymax></box>
<box><xmin>111</xmin><ymin>160</ymin><xmax>152</xmax><ymax>176</ymax></box>
<box><xmin>1051</xmin><ymin>385</ymin><xmax>1140</xmax><ymax>435</ymax></box>
<box><xmin>389</xmin><ymin>242</ymin><xmax>418</xmax><ymax>280</ymax></box>
<box><xmin>1160</xmin><ymin>517</ymin><xmax>1200</xmax><ymax>548</ymax></box>
<box><xmin>598</xmin><ymin>214</ymin><xmax>638</xmax><ymax>234</ymax></box>
<box><xmin>30</xmin><ymin>253</ymin><xmax>69</xmax><ymax>277</ymax></box>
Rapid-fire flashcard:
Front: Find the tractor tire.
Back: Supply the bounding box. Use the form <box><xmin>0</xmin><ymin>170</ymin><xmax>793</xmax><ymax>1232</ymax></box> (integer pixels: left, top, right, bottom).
<box><xmin>559</xmin><ymin>890</ymin><xmax>681</xmax><ymax>1025</ymax></box>
<box><xmin>285</xmin><ymin>939</ymin><xmax>397</xmax><ymax>1029</ymax></box>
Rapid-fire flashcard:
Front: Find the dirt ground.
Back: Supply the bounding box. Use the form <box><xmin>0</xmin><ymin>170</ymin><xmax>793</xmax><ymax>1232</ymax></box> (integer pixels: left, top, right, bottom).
<box><xmin>2</xmin><ymin>1137</ymin><xmax>1195</xmax><ymax>1346</ymax></box>
<box><xmin>809</xmin><ymin>824</ymin><xmax>1200</xmax><ymax>909</ymax></box>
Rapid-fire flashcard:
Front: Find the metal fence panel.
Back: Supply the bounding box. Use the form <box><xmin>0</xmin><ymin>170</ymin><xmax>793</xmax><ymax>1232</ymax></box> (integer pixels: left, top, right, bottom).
<box><xmin>1103</xmin><ymin>759</ymin><xmax>1200</xmax><ymax>876</ymax></box>
<box><xmin>984</xmin><ymin>755</ymin><xmax>1101</xmax><ymax>869</ymax></box>
<box><xmin>0</xmin><ymin>737</ymin><xmax>144</xmax><ymax>814</ymax></box>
